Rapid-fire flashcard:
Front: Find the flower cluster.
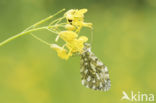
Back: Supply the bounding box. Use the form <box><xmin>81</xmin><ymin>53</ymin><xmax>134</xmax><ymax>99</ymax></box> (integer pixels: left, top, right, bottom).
<box><xmin>64</xmin><ymin>9</ymin><xmax>92</xmax><ymax>32</ymax></box>
<box><xmin>51</xmin><ymin>9</ymin><xmax>92</xmax><ymax>60</ymax></box>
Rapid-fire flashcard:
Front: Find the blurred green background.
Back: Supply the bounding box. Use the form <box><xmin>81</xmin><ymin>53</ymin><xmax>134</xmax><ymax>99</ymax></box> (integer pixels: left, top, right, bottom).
<box><xmin>0</xmin><ymin>0</ymin><xmax>156</xmax><ymax>103</ymax></box>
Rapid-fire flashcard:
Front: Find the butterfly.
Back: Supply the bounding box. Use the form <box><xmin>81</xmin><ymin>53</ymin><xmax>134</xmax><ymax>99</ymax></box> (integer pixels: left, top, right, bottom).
<box><xmin>80</xmin><ymin>43</ymin><xmax>111</xmax><ymax>91</ymax></box>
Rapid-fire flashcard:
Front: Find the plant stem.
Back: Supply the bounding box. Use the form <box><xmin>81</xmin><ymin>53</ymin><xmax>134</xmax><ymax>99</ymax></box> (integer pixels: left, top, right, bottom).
<box><xmin>49</xmin><ymin>16</ymin><xmax>65</xmax><ymax>26</ymax></box>
<box><xmin>31</xmin><ymin>33</ymin><xmax>51</xmax><ymax>46</ymax></box>
<box><xmin>0</xmin><ymin>27</ymin><xmax>46</xmax><ymax>47</ymax></box>
<box><xmin>24</xmin><ymin>9</ymin><xmax>65</xmax><ymax>44</ymax></box>
<box><xmin>0</xmin><ymin>9</ymin><xmax>65</xmax><ymax>47</ymax></box>
<box><xmin>24</xmin><ymin>8</ymin><xmax>65</xmax><ymax>31</ymax></box>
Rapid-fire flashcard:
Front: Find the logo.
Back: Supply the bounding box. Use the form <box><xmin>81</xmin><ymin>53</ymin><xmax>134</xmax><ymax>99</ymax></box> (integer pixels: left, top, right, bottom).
<box><xmin>121</xmin><ymin>91</ymin><xmax>154</xmax><ymax>102</ymax></box>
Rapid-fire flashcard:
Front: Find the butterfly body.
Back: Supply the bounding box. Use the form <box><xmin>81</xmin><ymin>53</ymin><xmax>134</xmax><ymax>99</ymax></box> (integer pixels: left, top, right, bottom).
<box><xmin>80</xmin><ymin>43</ymin><xmax>111</xmax><ymax>91</ymax></box>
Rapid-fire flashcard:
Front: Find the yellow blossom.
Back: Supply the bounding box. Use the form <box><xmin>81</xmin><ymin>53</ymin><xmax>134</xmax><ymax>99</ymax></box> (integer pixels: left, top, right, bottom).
<box><xmin>82</xmin><ymin>22</ymin><xmax>92</xmax><ymax>28</ymax></box>
<box><xmin>67</xmin><ymin>36</ymin><xmax>88</xmax><ymax>53</ymax></box>
<box><xmin>50</xmin><ymin>44</ymin><xmax>70</xmax><ymax>60</ymax></box>
<box><xmin>59</xmin><ymin>31</ymin><xmax>78</xmax><ymax>42</ymax></box>
<box><xmin>60</xmin><ymin>31</ymin><xmax>88</xmax><ymax>53</ymax></box>
<box><xmin>52</xmin><ymin>31</ymin><xmax>88</xmax><ymax>60</ymax></box>
<box><xmin>65</xmin><ymin>24</ymin><xmax>76</xmax><ymax>31</ymax></box>
<box><xmin>64</xmin><ymin>9</ymin><xmax>92</xmax><ymax>32</ymax></box>
<box><xmin>51</xmin><ymin>9</ymin><xmax>92</xmax><ymax>60</ymax></box>
<box><xmin>78</xmin><ymin>36</ymin><xmax>88</xmax><ymax>43</ymax></box>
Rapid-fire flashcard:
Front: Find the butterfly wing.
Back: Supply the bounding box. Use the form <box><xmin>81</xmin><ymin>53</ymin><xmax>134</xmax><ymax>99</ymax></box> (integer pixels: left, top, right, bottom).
<box><xmin>80</xmin><ymin>48</ymin><xmax>111</xmax><ymax>91</ymax></box>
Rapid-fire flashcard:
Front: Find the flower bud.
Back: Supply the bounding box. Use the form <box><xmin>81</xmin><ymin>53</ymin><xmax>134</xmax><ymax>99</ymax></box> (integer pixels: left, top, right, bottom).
<box><xmin>65</xmin><ymin>24</ymin><xmax>75</xmax><ymax>31</ymax></box>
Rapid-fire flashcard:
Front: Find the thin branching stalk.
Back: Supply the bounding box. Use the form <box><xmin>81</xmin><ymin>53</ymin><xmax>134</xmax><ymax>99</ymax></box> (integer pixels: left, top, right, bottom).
<box><xmin>24</xmin><ymin>9</ymin><xmax>65</xmax><ymax>31</ymax></box>
<box><xmin>31</xmin><ymin>33</ymin><xmax>51</xmax><ymax>46</ymax></box>
<box><xmin>0</xmin><ymin>27</ymin><xmax>46</xmax><ymax>46</ymax></box>
<box><xmin>0</xmin><ymin>9</ymin><xmax>65</xmax><ymax>47</ymax></box>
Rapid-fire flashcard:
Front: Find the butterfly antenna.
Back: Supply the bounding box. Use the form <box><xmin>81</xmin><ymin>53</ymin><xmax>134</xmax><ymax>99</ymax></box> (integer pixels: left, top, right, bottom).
<box><xmin>90</xmin><ymin>28</ymin><xmax>94</xmax><ymax>46</ymax></box>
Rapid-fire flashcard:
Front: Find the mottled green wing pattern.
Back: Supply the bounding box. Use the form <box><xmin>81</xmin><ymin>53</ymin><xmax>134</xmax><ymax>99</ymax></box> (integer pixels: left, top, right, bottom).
<box><xmin>80</xmin><ymin>43</ymin><xmax>111</xmax><ymax>91</ymax></box>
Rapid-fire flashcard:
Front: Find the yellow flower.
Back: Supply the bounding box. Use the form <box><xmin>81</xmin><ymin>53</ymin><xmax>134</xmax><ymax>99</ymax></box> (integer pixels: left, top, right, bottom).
<box><xmin>59</xmin><ymin>31</ymin><xmax>78</xmax><ymax>42</ymax></box>
<box><xmin>52</xmin><ymin>31</ymin><xmax>88</xmax><ymax>60</ymax></box>
<box><xmin>64</xmin><ymin>9</ymin><xmax>87</xmax><ymax>20</ymax></box>
<box><xmin>50</xmin><ymin>44</ymin><xmax>70</xmax><ymax>60</ymax></box>
<box><xmin>60</xmin><ymin>31</ymin><xmax>88</xmax><ymax>53</ymax></box>
<box><xmin>64</xmin><ymin>9</ymin><xmax>92</xmax><ymax>32</ymax></box>
<box><xmin>68</xmin><ymin>36</ymin><xmax>88</xmax><ymax>53</ymax></box>
<box><xmin>78</xmin><ymin>36</ymin><xmax>88</xmax><ymax>43</ymax></box>
<box><xmin>82</xmin><ymin>22</ymin><xmax>92</xmax><ymax>28</ymax></box>
<box><xmin>51</xmin><ymin>8</ymin><xmax>93</xmax><ymax>60</ymax></box>
<box><xmin>65</xmin><ymin>24</ymin><xmax>76</xmax><ymax>31</ymax></box>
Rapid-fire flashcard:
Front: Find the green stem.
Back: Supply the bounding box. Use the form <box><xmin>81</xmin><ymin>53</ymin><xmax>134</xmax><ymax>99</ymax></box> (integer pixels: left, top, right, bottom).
<box><xmin>49</xmin><ymin>16</ymin><xmax>65</xmax><ymax>26</ymax></box>
<box><xmin>0</xmin><ymin>9</ymin><xmax>66</xmax><ymax>47</ymax></box>
<box><xmin>31</xmin><ymin>33</ymin><xmax>51</xmax><ymax>46</ymax></box>
<box><xmin>22</xmin><ymin>9</ymin><xmax>65</xmax><ymax>45</ymax></box>
<box><xmin>24</xmin><ymin>8</ymin><xmax>65</xmax><ymax>31</ymax></box>
<box><xmin>0</xmin><ymin>27</ymin><xmax>46</xmax><ymax>47</ymax></box>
